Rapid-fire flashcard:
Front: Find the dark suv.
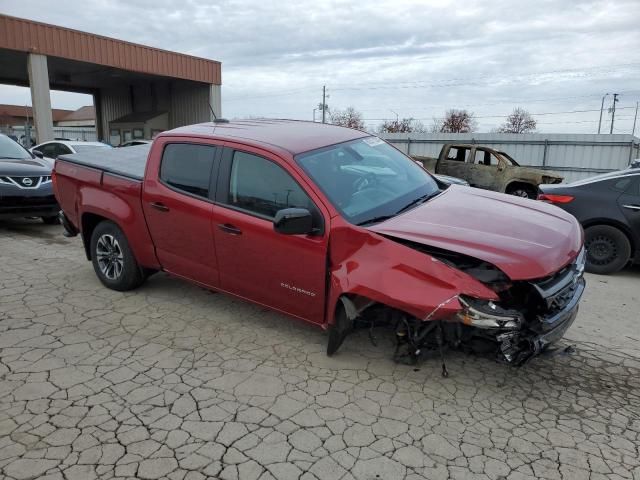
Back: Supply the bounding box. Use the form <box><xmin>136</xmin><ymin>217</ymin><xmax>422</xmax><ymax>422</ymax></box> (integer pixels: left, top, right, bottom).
<box><xmin>0</xmin><ymin>134</ymin><xmax>59</xmax><ymax>223</ymax></box>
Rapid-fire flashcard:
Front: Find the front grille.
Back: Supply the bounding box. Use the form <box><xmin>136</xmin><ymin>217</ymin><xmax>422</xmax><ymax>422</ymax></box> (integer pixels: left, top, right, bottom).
<box><xmin>0</xmin><ymin>176</ymin><xmax>51</xmax><ymax>189</ymax></box>
<box><xmin>547</xmin><ymin>282</ymin><xmax>579</xmax><ymax>313</ymax></box>
<box><xmin>530</xmin><ymin>248</ymin><xmax>586</xmax><ymax>319</ymax></box>
<box><xmin>0</xmin><ymin>195</ymin><xmax>57</xmax><ymax>207</ymax></box>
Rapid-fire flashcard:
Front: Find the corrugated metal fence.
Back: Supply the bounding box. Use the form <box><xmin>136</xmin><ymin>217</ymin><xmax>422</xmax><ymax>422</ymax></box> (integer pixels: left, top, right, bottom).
<box><xmin>380</xmin><ymin>132</ymin><xmax>640</xmax><ymax>183</ymax></box>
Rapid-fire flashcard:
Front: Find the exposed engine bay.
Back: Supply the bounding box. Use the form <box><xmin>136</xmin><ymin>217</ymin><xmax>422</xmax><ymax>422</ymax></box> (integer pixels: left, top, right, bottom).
<box><xmin>329</xmin><ymin>240</ymin><xmax>586</xmax><ymax>371</ymax></box>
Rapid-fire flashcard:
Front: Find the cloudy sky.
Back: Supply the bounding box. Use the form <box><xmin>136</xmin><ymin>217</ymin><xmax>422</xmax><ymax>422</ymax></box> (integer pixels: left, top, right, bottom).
<box><xmin>1</xmin><ymin>0</ymin><xmax>639</xmax><ymax>133</ymax></box>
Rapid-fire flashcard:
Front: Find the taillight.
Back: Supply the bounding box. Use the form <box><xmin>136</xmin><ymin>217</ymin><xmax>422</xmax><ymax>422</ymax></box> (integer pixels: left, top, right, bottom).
<box><xmin>537</xmin><ymin>193</ymin><xmax>574</xmax><ymax>204</ymax></box>
<box><xmin>51</xmin><ymin>169</ymin><xmax>57</xmax><ymax>188</ymax></box>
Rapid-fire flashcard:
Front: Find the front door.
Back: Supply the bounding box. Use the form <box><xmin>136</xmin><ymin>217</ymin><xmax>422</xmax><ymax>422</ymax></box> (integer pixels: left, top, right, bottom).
<box><xmin>142</xmin><ymin>142</ymin><xmax>220</xmax><ymax>287</ymax></box>
<box><xmin>437</xmin><ymin>145</ymin><xmax>472</xmax><ymax>181</ymax></box>
<box><xmin>468</xmin><ymin>148</ymin><xmax>503</xmax><ymax>190</ymax></box>
<box><xmin>212</xmin><ymin>146</ymin><xmax>329</xmax><ymax>324</ymax></box>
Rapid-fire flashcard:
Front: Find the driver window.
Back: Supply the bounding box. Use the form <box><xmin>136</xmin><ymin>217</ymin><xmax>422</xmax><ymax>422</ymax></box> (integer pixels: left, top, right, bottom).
<box><xmin>227</xmin><ymin>151</ymin><xmax>315</xmax><ymax>219</ymax></box>
<box><xmin>474</xmin><ymin>150</ymin><xmax>499</xmax><ymax>166</ymax></box>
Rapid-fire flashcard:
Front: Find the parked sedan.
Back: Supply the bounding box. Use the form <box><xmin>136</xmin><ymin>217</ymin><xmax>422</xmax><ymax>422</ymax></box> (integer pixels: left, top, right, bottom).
<box><xmin>538</xmin><ymin>165</ymin><xmax>640</xmax><ymax>274</ymax></box>
<box><xmin>30</xmin><ymin>140</ymin><xmax>111</xmax><ymax>165</ymax></box>
<box><xmin>0</xmin><ymin>134</ymin><xmax>59</xmax><ymax>223</ymax></box>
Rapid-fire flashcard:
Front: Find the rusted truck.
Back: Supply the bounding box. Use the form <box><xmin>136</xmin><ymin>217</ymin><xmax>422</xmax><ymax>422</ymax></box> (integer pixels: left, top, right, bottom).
<box><xmin>413</xmin><ymin>144</ymin><xmax>563</xmax><ymax>198</ymax></box>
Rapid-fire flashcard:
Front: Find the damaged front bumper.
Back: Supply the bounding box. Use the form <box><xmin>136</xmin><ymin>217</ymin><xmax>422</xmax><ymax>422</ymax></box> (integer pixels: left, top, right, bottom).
<box><xmin>495</xmin><ymin>277</ymin><xmax>584</xmax><ymax>364</ymax></box>
<box><xmin>463</xmin><ymin>248</ymin><xmax>587</xmax><ymax>365</ymax></box>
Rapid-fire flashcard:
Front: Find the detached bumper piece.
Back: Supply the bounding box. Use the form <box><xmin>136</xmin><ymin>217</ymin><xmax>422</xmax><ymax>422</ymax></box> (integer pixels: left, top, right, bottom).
<box><xmin>59</xmin><ymin>211</ymin><xmax>79</xmax><ymax>237</ymax></box>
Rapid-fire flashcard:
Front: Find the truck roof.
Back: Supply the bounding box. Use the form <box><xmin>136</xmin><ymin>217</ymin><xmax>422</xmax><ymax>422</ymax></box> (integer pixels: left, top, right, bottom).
<box><xmin>165</xmin><ymin>119</ymin><xmax>370</xmax><ymax>155</ymax></box>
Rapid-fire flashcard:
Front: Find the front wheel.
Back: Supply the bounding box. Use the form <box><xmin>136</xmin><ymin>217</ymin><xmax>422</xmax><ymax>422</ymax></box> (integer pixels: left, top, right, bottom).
<box><xmin>584</xmin><ymin>225</ymin><xmax>631</xmax><ymax>274</ymax></box>
<box><xmin>507</xmin><ymin>185</ymin><xmax>537</xmax><ymax>199</ymax></box>
<box><xmin>90</xmin><ymin>221</ymin><xmax>145</xmax><ymax>291</ymax></box>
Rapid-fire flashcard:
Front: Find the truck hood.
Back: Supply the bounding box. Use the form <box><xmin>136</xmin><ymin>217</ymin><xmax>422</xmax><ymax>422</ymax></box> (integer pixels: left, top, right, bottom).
<box><xmin>369</xmin><ymin>186</ymin><xmax>582</xmax><ymax>280</ymax></box>
<box><xmin>0</xmin><ymin>157</ymin><xmax>52</xmax><ymax>175</ymax></box>
<box><xmin>511</xmin><ymin>165</ymin><xmax>563</xmax><ymax>183</ymax></box>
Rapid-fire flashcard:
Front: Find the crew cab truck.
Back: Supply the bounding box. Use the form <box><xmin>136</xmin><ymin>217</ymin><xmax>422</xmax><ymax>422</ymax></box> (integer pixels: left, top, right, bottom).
<box><xmin>413</xmin><ymin>144</ymin><xmax>563</xmax><ymax>199</ymax></box>
<box><xmin>54</xmin><ymin>120</ymin><xmax>585</xmax><ymax>366</ymax></box>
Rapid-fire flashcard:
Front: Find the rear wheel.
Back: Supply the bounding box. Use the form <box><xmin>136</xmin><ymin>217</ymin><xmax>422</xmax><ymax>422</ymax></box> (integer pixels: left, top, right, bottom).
<box><xmin>507</xmin><ymin>184</ymin><xmax>537</xmax><ymax>199</ymax></box>
<box><xmin>90</xmin><ymin>221</ymin><xmax>145</xmax><ymax>291</ymax></box>
<box><xmin>584</xmin><ymin>225</ymin><xmax>631</xmax><ymax>274</ymax></box>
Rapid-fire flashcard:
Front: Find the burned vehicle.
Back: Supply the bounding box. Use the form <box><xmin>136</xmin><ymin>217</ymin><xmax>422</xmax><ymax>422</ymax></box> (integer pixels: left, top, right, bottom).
<box><xmin>53</xmin><ymin>120</ymin><xmax>585</xmax><ymax>368</ymax></box>
<box><xmin>414</xmin><ymin>144</ymin><xmax>563</xmax><ymax>198</ymax></box>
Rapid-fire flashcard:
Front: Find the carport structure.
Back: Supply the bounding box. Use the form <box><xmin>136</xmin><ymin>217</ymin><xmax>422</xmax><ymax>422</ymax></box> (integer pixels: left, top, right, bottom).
<box><xmin>0</xmin><ymin>14</ymin><xmax>221</xmax><ymax>144</ymax></box>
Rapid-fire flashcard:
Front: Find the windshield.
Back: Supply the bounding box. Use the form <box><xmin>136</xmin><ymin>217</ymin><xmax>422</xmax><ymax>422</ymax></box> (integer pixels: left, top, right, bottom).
<box><xmin>73</xmin><ymin>144</ymin><xmax>112</xmax><ymax>152</ymax></box>
<box><xmin>0</xmin><ymin>134</ymin><xmax>32</xmax><ymax>160</ymax></box>
<box><xmin>296</xmin><ymin>137</ymin><xmax>440</xmax><ymax>225</ymax></box>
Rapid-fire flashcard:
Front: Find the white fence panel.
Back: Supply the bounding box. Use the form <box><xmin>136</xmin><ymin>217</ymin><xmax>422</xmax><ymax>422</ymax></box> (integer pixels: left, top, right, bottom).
<box><xmin>380</xmin><ymin>133</ymin><xmax>640</xmax><ymax>183</ymax></box>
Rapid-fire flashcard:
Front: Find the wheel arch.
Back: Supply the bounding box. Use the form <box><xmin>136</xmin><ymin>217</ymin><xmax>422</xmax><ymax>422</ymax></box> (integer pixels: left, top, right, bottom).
<box><xmin>505</xmin><ymin>180</ymin><xmax>537</xmax><ymax>195</ymax></box>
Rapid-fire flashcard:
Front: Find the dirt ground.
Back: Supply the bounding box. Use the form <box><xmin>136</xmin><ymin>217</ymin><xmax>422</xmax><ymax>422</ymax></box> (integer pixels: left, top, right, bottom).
<box><xmin>0</xmin><ymin>219</ymin><xmax>638</xmax><ymax>480</ymax></box>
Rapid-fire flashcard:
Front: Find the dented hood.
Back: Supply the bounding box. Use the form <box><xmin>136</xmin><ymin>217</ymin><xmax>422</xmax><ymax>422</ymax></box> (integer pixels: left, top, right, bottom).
<box><xmin>369</xmin><ymin>186</ymin><xmax>582</xmax><ymax>280</ymax></box>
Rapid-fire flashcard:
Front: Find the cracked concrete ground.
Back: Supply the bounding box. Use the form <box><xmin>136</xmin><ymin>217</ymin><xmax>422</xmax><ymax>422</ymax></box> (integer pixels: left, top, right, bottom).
<box><xmin>0</xmin><ymin>219</ymin><xmax>639</xmax><ymax>480</ymax></box>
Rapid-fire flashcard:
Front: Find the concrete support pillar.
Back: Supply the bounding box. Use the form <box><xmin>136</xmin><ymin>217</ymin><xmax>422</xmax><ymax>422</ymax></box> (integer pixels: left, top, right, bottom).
<box><xmin>210</xmin><ymin>84</ymin><xmax>221</xmax><ymax>120</ymax></box>
<box><xmin>27</xmin><ymin>53</ymin><xmax>54</xmax><ymax>143</ymax></box>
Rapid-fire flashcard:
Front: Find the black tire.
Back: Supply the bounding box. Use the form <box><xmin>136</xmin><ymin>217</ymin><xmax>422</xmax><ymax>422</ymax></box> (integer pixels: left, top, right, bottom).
<box><xmin>90</xmin><ymin>221</ymin><xmax>145</xmax><ymax>291</ymax></box>
<box><xmin>327</xmin><ymin>303</ymin><xmax>353</xmax><ymax>356</ymax></box>
<box><xmin>584</xmin><ymin>225</ymin><xmax>631</xmax><ymax>275</ymax></box>
<box><xmin>41</xmin><ymin>216</ymin><xmax>59</xmax><ymax>225</ymax></box>
<box><xmin>507</xmin><ymin>184</ymin><xmax>537</xmax><ymax>199</ymax></box>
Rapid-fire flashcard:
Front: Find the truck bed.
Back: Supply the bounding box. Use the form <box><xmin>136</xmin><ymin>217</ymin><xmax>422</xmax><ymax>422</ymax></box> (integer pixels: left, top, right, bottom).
<box><xmin>58</xmin><ymin>144</ymin><xmax>150</xmax><ymax>180</ymax></box>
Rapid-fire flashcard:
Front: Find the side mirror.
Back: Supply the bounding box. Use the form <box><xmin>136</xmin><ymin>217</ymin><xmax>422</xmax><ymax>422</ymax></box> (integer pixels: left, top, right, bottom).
<box><xmin>33</xmin><ymin>150</ymin><xmax>44</xmax><ymax>159</ymax></box>
<box><xmin>497</xmin><ymin>163</ymin><xmax>504</xmax><ymax>171</ymax></box>
<box><xmin>274</xmin><ymin>208</ymin><xmax>313</xmax><ymax>235</ymax></box>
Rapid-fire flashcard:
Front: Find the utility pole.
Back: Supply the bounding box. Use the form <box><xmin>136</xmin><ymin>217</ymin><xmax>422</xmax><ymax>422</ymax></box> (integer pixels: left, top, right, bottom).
<box><xmin>632</xmin><ymin>101</ymin><xmax>639</xmax><ymax>136</ymax></box>
<box><xmin>597</xmin><ymin>93</ymin><xmax>609</xmax><ymax>134</ymax></box>
<box><xmin>609</xmin><ymin>93</ymin><xmax>619</xmax><ymax>134</ymax></box>
<box><xmin>321</xmin><ymin>86</ymin><xmax>326</xmax><ymax>124</ymax></box>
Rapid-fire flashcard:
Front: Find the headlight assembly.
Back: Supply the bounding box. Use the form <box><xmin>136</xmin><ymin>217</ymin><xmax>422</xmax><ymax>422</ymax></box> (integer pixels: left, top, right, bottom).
<box><xmin>457</xmin><ymin>296</ymin><xmax>523</xmax><ymax>330</ymax></box>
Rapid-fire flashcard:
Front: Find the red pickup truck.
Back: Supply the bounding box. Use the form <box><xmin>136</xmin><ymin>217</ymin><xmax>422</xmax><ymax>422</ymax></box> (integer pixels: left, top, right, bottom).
<box><xmin>54</xmin><ymin>119</ymin><xmax>585</xmax><ymax>367</ymax></box>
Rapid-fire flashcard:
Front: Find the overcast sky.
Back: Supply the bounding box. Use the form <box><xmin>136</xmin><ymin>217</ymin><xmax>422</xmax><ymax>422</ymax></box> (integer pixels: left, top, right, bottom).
<box><xmin>1</xmin><ymin>0</ymin><xmax>639</xmax><ymax>133</ymax></box>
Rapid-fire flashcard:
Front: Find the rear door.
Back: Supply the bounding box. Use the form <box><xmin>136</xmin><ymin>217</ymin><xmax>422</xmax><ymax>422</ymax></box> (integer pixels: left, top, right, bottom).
<box><xmin>212</xmin><ymin>145</ymin><xmax>329</xmax><ymax>324</ymax></box>
<box><xmin>142</xmin><ymin>140</ymin><xmax>221</xmax><ymax>287</ymax></box>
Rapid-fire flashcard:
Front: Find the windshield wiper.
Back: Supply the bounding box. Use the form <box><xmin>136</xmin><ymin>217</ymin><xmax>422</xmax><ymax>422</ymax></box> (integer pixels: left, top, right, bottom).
<box><xmin>395</xmin><ymin>191</ymin><xmax>438</xmax><ymax>215</ymax></box>
<box><xmin>356</xmin><ymin>215</ymin><xmax>397</xmax><ymax>226</ymax></box>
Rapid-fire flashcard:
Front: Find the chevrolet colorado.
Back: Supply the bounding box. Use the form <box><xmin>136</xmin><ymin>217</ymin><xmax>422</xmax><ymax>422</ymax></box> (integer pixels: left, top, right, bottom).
<box><xmin>53</xmin><ymin>120</ymin><xmax>585</xmax><ymax>366</ymax></box>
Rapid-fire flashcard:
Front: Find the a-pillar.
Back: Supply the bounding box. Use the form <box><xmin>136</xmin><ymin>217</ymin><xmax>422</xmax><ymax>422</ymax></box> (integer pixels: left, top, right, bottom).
<box><xmin>27</xmin><ymin>53</ymin><xmax>54</xmax><ymax>143</ymax></box>
<box><xmin>209</xmin><ymin>84</ymin><xmax>221</xmax><ymax>120</ymax></box>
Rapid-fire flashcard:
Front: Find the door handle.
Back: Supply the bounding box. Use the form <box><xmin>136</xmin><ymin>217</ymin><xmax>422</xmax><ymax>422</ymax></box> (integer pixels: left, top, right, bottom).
<box><xmin>150</xmin><ymin>202</ymin><xmax>170</xmax><ymax>212</ymax></box>
<box><xmin>218</xmin><ymin>223</ymin><xmax>242</xmax><ymax>235</ymax></box>
<box><xmin>622</xmin><ymin>204</ymin><xmax>640</xmax><ymax>211</ymax></box>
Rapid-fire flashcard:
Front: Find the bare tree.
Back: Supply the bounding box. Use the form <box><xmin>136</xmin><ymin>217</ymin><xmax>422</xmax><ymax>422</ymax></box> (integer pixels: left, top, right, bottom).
<box><xmin>330</xmin><ymin>107</ymin><xmax>365</xmax><ymax>130</ymax></box>
<box><xmin>378</xmin><ymin>118</ymin><xmax>426</xmax><ymax>134</ymax></box>
<box><xmin>498</xmin><ymin>107</ymin><xmax>537</xmax><ymax>133</ymax></box>
<box><xmin>439</xmin><ymin>109</ymin><xmax>477</xmax><ymax>133</ymax></box>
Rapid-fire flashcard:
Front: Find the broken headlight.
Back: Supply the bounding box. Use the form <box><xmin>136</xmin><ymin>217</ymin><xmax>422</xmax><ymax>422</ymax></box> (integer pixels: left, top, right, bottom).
<box><xmin>457</xmin><ymin>296</ymin><xmax>524</xmax><ymax>330</ymax></box>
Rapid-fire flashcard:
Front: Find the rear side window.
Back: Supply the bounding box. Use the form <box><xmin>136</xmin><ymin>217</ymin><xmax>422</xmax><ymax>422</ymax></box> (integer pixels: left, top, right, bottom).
<box><xmin>446</xmin><ymin>147</ymin><xmax>471</xmax><ymax>162</ymax></box>
<box><xmin>612</xmin><ymin>177</ymin><xmax>632</xmax><ymax>192</ymax></box>
<box><xmin>227</xmin><ymin>151</ymin><xmax>314</xmax><ymax>218</ymax></box>
<box><xmin>160</xmin><ymin>144</ymin><xmax>216</xmax><ymax>198</ymax></box>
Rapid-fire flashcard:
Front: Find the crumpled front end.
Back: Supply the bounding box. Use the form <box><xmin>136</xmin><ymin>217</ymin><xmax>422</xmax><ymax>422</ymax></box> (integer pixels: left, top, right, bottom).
<box><xmin>327</xmin><ymin>219</ymin><xmax>586</xmax><ymax>367</ymax></box>
<box><xmin>453</xmin><ymin>248</ymin><xmax>586</xmax><ymax>364</ymax></box>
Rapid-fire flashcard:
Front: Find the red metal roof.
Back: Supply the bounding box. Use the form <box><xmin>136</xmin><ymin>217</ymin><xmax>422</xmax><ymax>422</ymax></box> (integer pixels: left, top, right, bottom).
<box><xmin>0</xmin><ymin>14</ymin><xmax>221</xmax><ymax>84</ymax></box>
<box><xmin>0</xmin><ymin>104</ymin><xmax>73</xmax><ymax>122</ymax></box>
<box><xmin>59</xmin><ymin>105</ymin><xmax>95</xmax><ymax>122</ymax></box>
<box><xmin>165</xmin><ymin>119</ymin><xmax>371</xmax><ymax>155</ymax></box>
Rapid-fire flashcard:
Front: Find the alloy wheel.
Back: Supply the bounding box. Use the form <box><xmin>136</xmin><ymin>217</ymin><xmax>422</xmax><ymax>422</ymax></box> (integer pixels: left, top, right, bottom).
<box><xmin>96</xmin><ymin>234</ymin><xmax>124</xmax><ymax>280</ymax></box>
